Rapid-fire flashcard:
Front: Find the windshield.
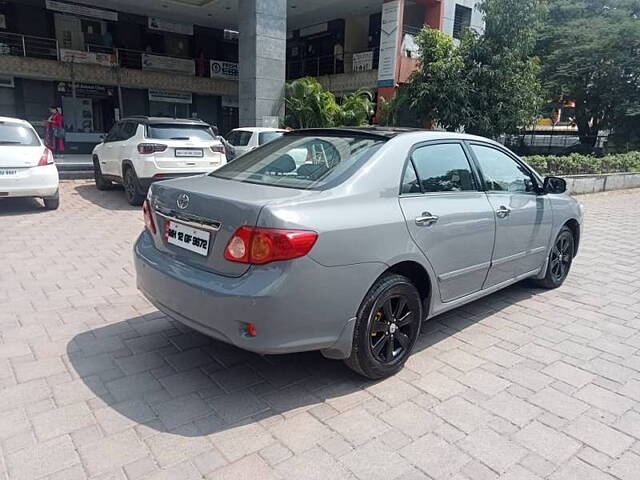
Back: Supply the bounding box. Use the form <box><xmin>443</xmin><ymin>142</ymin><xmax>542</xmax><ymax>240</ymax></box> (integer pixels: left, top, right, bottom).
<box><xmin>211</xmin><ymin>134</ymin><xmax>386</xmax><ymax>190</ymax></box>
<box><xmin>0</xmin><ymin>123</ymin><xmax>40</xmax><ymax>146</ymax></box>
<box><xmin>146</xmin><ymin>124</ymin><xmax>215</xmax><ymax>141</ymax></box>
<box><xmin>259</xmin><ymin>131</ymin><xmax>284</xmax><ymax>145</ymax></box>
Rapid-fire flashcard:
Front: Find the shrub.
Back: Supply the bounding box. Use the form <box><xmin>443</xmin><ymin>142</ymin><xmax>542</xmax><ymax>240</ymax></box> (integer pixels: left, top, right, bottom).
<box><xmin>522</xmin><ymin>152</ymin><xmax>640</xmax><ymax>175</ymax></box>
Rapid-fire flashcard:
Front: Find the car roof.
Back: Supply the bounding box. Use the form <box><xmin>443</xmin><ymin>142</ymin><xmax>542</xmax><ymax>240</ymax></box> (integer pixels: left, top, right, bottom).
<box><xmin>285</xmin><ymin>127</ymin><xmax>503</xmax><ymax>145</ymax></box>
<box><xmin>232</xmin><ymin>127</ymin><xmax>286</xmax><ymax>133</ymax></box>
<box><xmin>121</xmin><ymin>116</ymin><xmax>210</xmax><ymax>126</ymax></box>
<box><xmin>0</xmin><ymin>116</ymin><xmax>34</xmax><ymax>126</ymax></box>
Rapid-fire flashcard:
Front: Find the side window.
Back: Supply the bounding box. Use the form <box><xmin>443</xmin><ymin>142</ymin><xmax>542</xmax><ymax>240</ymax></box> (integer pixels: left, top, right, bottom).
<box><xmin>226</xmin><ymin>131</ymin><xmax>238</xmax><ymax>145</ymax></box>
<box><xmin>470</xmin><ymin>144</ymin><xmax>536</xmax><ymax>193</ymax></box>
<box><xmin>411</xmin><ymin>143</ymin><xmax>477</xmax><ymax>193</ymax></box>
<box><xmin>121</xmin><ymin>122</ymin><xmax>138</xmax><ymax>141</ymax></box>
<box><xmin>236</xmin><ymin>131</ymin><xmax>252</xmax><ymax>146</ymax></box>
<box><xmin>401</xmin><ymin>161</ymin><xmax>421</xmax><ymax>194</ymax></box>
<box><xmin>105</xmin><ymin>123</ymin><xmax>122</xmax><ymax>142</ymax></box>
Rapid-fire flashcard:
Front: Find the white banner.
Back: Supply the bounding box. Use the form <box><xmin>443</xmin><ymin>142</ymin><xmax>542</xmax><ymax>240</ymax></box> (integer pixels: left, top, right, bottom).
<box><xmin>210</xmin><ymin>60</ymin><xmax>238</xmax><ymax>79</ymax></box>
<box><xmin>60</xmin><ymin>49</ymin><xmax>116</xmax><ymax>67</ymax></box>
<box><xmin>142</xmin><ymin>54</ymin><xmax>195</xmax><ymax>75</ymax></box>
<box><xmin>148</xmin><ymin>17</ymin><xmax>194</xmax><ymax>36</ymax></box>
<box><xmin>46</xmin><ymin>0</ymin><xmax>117</xmax><ymax>21</ymax></box>
<box><xmin>352</xmin><ymin>51</ymin><xmax>374</xmax><ymax>72</ymax></box>
<box><xmin>378</xmin><ymin>0</ymin><xmax>401</xmax><ymax>87</ymax></box>
<box><xmin>148</xmin><ymin>89</ymin><xmax>193</xmax><ymax>104</ymax></box>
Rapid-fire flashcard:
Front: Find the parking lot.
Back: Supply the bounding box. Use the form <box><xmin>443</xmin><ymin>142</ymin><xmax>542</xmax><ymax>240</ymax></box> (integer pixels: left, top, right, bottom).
<box><xmin>1</xmin><ymin>180</ymin><xmax>640</xmax><ymax>480</ymax></box>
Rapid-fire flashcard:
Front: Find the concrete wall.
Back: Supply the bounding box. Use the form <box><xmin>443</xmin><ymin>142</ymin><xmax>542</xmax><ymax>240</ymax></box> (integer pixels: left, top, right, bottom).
<box><xmin>565</xmin><ymin>173</ymin><xmax>640</xmax><ymax>195</ymax></box>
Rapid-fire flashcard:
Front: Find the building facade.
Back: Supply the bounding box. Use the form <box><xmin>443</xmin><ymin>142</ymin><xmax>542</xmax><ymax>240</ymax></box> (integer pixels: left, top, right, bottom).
<box><xmin>0</xmin><ymin>0</ymin><xmax>482</xmax><ymax>153</ymax></box>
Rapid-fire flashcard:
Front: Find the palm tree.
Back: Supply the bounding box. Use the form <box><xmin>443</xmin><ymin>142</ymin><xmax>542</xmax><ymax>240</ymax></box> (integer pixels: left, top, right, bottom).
<box><xmin>284</xmin><ymin>77</ymin><xmax>340</xmax><ymax>128</ymax></box>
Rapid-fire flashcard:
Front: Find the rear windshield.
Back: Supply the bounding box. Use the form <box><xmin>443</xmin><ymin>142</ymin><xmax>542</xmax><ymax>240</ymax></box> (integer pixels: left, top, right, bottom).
<box><xmin>211</xmin><ymin>134</ymin><xmax>386</xmax><ymax>190</ymax></box>
<box><xmin>259</xmin><ymin>131</ymin><xmax>284</xmax><ymax>145</ymax></box>
<box><xmin>146</xmin><ymin>124</ymin><xmax>215</xmax><ymax>141</ymax></box>
<box><xmin>0</xmin><ymin>123</ymin><xmax>40</xmax><ymax>146</ymax></box>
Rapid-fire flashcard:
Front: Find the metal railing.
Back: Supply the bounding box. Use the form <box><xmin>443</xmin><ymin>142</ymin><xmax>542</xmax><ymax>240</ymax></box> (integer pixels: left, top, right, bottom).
<box><xmin>286</xmin><ymin>49</ymin><xmax>379</xmax><ymax>80</ymax></box>
<box><xmin>85</xmin><ymin>43</ymin><xmax>114</xmax><ymax>54</ymax></box>
<box><xmin>0</xmin><ymin>31</ymin><xmax>58</xmax><ymax>60</ymax></box>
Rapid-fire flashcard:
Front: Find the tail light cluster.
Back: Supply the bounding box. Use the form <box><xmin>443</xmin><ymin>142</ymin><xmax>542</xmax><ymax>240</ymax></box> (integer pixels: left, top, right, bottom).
<box><xmin>37</xmin><ymin>147</ymin><xmax>54</xmax><ymax>166</ymax></box>
<box><xmin>210</xmin><ymin>145</ymin><xmax>225</xmax><ymax>155</ymax></box>
<box><xmin>137</xmin><ymin>143</ymin><xmax>167</xmax><ymax>155</ymax></box>
<box><xmin>142</xmin><ymin>199</ymin><xmax>156</xmax><ymax>234</ymax></box>
<box><xmin>224</xmin><ymin>226</ymin><xmax>318</xmax><ymax>265</ymax></box>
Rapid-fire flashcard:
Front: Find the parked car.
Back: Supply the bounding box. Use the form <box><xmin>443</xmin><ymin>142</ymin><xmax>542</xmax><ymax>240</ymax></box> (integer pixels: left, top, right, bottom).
<box><xmin>92</xmin><ymin>117</ymin><xmax>226</xmax><ymax>205</ymax></box>
<box><xmin>226</xmin><ymin>127</ymin><xmax>286</xmax><ymax>157</ymax></box>
<box><xmin>134</xmin><ymin>128</ymin><xmax>583</xmax><ymax>379</ymax></box>
<box><xmin>0</xmin><ymin>116</ymin><xmax>59</xmax><ymax>209</ymax></box>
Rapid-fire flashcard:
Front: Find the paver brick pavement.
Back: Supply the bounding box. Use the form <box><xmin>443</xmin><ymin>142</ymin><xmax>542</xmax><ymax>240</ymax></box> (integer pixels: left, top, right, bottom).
<box><xmin>1</xmin><ymin>181</ymin><xmax>640</xmax><ymax>478</ymax></box>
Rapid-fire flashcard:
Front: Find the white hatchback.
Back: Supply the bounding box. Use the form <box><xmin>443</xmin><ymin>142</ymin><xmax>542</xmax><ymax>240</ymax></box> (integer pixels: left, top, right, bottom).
<box><xmin>0</xmin><ymin>117</ymin><xmax>59</xmax><ymax>210</ymax></box>
<box><xmin>226</xmin><ymin>127</ymin><xmax>286</xmax><ymax>157</ymax></box>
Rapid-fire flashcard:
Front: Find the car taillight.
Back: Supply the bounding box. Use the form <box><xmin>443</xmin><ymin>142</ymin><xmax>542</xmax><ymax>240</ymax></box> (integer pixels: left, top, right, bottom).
<box><xmin>142</xmin><ymin>199</ymin><xmax>156</xmax><ymax>234</ymax></box>
<box><xmin>137</xmin><ymin>143</ymin><xmax>167</xmax><ymax>154</ymax></box>
<box><xmin>37</xmin><ymin>147</ymin><xmax>54</xmax><ymax>166</ymax></box>
<box><xmin>224</xmin><ymin>226</ymin><xmax>318</xmax><ymax>265</ymax></box>
<box><xmin>211</xmin><ymin>145</ymin><xmax>225</xmax><ymax>155</ymax></box>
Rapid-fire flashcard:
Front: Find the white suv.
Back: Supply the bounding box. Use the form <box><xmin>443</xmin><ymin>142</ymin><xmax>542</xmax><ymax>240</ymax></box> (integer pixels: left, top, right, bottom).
<box><xmin>92</xmin><ymin>117</ymin><xmax>226</xmax><ymax>205</ymax></box>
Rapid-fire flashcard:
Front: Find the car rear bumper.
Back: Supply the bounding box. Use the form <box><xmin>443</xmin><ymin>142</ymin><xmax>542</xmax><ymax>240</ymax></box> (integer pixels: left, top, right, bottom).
<box><xmin>134</xmin><ymin>230</ymin><xmax>383</xmax><ymax>358</ymax></box>
<box><xmin>0</xmin><ymin>164</ymin><xmax>59</xmax><ymax>198</ymax></box>
<box><xmin>137</xmin><ymin>173</ymin><xmax>208</xmax><ymax>192</ymax></box>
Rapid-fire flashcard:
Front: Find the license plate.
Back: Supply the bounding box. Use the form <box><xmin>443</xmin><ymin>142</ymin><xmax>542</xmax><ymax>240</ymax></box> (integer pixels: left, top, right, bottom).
<box><xmin>165</xmin><ymin>220</ymin><xmax>210</xmax><ymax>256</ymax></box>
<box><xmin>0</xmin><ymin>169</ymin><xmax>17</xmax><ymax>176</ymax></box>
<box><xmin>175</xmin><ymin>148</ymin><xmax>203</xmax><ymax>158</ymax></box>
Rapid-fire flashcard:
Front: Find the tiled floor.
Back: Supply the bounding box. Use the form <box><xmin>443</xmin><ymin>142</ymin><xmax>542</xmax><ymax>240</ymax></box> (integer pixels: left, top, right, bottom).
<box><xmin>1</xmin><ymin>181</ymin><xmax>639</xmax><ymax>479</ymax></box>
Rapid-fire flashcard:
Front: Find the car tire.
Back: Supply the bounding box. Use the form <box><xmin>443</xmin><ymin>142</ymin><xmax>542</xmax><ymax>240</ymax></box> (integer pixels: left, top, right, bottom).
<box><xmin>532</xmin><ymin>226</ymin><xmax>574</xmax><ymax>289</ymax></box>
<box><xmin>94</xmin><ymin>158</ymin><xmax>112</xmax><ymax>191</ymax></box>
<box><xmin>344</xmin><ymin>273</ymin><xmax>422</xmax><ymax>380</ymax></box>
<box><xmin>43</xmin><ymin>191</ymin><xmax>60</xmax><ymax>210</ymax></box>
<box><xmin>123</xmin><ymin>166</ymin><xmax>145</xmax><ymax>206</ymax></box>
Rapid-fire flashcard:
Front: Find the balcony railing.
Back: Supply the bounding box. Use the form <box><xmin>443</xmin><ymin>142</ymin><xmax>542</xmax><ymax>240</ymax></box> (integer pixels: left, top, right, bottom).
<box><xmin>0</xmin><ymin>31</ymin><xmax>58</xmax><ymax>60</ymax></box>
<box><xmin>286</xmin><ymin>49</ymin><xmax>380</xmax><ymax>80</ymax></box>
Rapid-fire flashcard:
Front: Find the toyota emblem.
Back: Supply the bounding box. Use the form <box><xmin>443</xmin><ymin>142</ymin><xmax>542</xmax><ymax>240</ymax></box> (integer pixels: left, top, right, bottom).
<box><xmin>176</xmin><ymin>193</ymin><xmax>190</xmax><ymax>210</ymax></box>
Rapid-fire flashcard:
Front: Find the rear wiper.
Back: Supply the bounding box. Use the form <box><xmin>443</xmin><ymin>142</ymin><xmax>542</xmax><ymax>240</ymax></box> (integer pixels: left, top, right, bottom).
<box><xmin>169</xmin><ymin>137</ymin><xmax>190</xmax><ymax>140</ymax></box>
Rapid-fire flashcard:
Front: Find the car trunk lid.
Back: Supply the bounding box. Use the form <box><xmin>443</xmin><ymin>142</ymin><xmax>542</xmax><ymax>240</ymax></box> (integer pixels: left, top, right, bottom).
<box><xmin>149</xmin><ymin>175</ymin><xmax>310</xmax><ymax>277</ymax></box>
<box><xmin>0</xmin><ymin>146</ymin><xmax>46</xmax><ymax>168</ymax></box>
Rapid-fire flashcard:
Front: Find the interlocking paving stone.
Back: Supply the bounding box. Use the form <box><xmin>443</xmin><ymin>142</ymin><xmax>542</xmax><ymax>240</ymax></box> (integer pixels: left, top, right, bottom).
<box><xmin>2</xmin><ymin>182</ymin><xmax>640</xmax><ymax>479</ymax></box>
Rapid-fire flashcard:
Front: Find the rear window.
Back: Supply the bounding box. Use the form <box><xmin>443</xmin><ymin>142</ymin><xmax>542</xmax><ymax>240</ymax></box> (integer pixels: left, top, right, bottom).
<box><xmin>259</xmin><ymin>131</ymin><xmax>284</xmax><ymax>145</ymax></box>
<box><xmin>146</xmin><ymin>124</ymin><xmax>215</xmax><ymax>141</ymax></box>
<box><xmin>0</xmin><ymin>123</ymin><xmax>40</xmax><ymax>146</ymax></box>
<box><xmin>211</xmin><ymin>134</ymin><xmax>386</xmax><ymax>190</ymax></box>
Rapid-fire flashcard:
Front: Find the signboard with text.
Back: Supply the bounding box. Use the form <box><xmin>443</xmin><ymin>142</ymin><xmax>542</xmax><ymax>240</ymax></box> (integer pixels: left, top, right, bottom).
<box><xmin>377</xmin><ymin>0</ymin><xmax>401</xmax><ymax>87</ymax></box>
<box><xmin>148</xmin><ymin>89</ymin><xmax>193</xmax><ymax>104</ymax></box>
<box><xmin>147</xmin><ymin>17</ymin><xmax>194</xmax><ymax>36</ymax></box>
<box><xmin>60</xmin><ymin>49</ymin><xmax>116</xmax><ymax>67</ymax></box>
<box><xmin>352</xmin><ymin>51</ymin><xmax>374</xmax><ymax>72</ymax></box>
<box><xmin>142</xmin><ymin>54</ymin><xmax>195</xmax><ymax>75</ymax></box>
<box><xmin>46</xmin><ymin>0</ymin><xmax>118</xmax><ymax>21</ymax></box>
<box><xmin>210</xmin><ymin>60</ymin><xmax>238</xmax><ymax>80</ymax></box>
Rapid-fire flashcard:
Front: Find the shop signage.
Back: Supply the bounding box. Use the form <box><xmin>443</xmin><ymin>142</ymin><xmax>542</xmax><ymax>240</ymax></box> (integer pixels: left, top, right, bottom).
<box><xmin>352</xmin><ymin>51</ymin><xmax>374</xmax><ymax>72</ymax></box>
<box><xmin>378</xmin><ymin>0</ymin><xmax>401</xmax><ymax>87</ymax></box>
<box><xmin>45</xmin><ymin>0</ymin><xmax>118</xmax><ymax>22</ymax></box>
<box><xmin>148</xmin><ymin>17</ymin><xmax>194</xmax><ymax>36</ymax></box>
<box><xmin>60</xmin><ymin>49</ymin><xmax>116</xmax><ymax>67</ymax></box>
<box><xmin>210</xmin><ymin>60</ymin><xmax>238</xmax><ymax>79</ymax></box>
<box><xmin>148</xmin><ymin>89</ymin><xmax>193</xmax><ymax>104</ymax></box>
<box><xmin>57</xmin><ymin>81</ymin><xmax>114</xmax><ymax>97</ymax></box>
<box><xmin>142</xmin><ymin>54</ymin><xmax>195</xmax><ymax>75</ymax></box>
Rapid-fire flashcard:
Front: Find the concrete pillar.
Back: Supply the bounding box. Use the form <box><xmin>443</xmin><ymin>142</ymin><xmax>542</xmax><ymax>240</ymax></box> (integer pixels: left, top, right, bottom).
<box><xmin>238</xmin><ymin>0</ymin><xmax>287</xmax><ymax>127</ymax></box>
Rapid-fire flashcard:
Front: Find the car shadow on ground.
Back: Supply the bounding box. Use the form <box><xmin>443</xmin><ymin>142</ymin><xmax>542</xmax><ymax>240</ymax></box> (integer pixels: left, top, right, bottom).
<box><xmin>67</xmin><ymin>283</ymin><xmax>540</xmax><ymax>438</ymax></box>
<box><xmin>0</xmin><ymin>197</ymin><xmax>50</xmax><ymax>216</ymax></box>
<box><xmin>74</xmin><ymin>183</ymin><xmax>139</xmax><ymax>211</ymax></box>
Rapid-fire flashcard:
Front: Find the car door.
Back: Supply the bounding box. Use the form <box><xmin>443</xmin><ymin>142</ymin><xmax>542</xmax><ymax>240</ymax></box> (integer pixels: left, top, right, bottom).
<box><xmin>468</xmin><ymin>142</ymin><xmax>553</xmax><ymax>288</ymax></box>
<box><xmin>115</xmin><ymin>121</ymin><xmax>139</xmax><ymax>176</ymax></box>
<box><xmin>99</xmin><ymin>123</ymin><xmax>122</xmax><ymax>176</ymax></box>
<box><xmin>398</xmin><ymin>142</ymin><xmax>496</xmax><ymax>303</ymax></box>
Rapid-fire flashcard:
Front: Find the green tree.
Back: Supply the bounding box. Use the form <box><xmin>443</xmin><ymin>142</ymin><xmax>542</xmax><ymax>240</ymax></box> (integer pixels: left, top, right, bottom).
<box><xmin>406</xmin><ymin>0</ymin><xmax>545</xmax><ymax>137</ymax></box>
<box><xmin>538</xmin><ymin>0</ymin><xmax>640</xmax><ymax>147</ymax></box>
<box><xmin>285</xmin><ymin>78</ymin><xmax>374</xmax><ymax>128</ymax></box>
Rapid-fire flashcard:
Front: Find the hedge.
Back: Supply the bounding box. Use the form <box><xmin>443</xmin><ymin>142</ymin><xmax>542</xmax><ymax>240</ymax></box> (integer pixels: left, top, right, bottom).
<box><xmin>522</xmin><ymin>152</ymin><xmax>640</xmax><ymax>176</ymax></box>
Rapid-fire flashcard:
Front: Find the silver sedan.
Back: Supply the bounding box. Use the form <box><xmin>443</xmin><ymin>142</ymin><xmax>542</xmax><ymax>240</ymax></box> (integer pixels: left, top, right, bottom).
<box><xmin>135</xmin><ymin>128</ymin><xmax>583</xmax><ymax>379</ymax></box>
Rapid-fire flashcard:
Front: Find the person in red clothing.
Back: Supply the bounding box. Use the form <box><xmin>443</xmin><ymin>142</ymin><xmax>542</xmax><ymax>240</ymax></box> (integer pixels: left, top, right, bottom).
<box><xmin>45</xmin><ymin>106</ymin><xmax>65</xmax><ymax>154</ymax></box>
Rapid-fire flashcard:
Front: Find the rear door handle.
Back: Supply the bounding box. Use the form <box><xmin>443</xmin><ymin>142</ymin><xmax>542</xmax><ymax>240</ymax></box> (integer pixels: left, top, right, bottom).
<box><xmin>415</xmin><ymin>212</ymin><xmax>439</xmax><ymax>226</ymax></box>
<box><xmin>496</xmin><ymin>206</ymin><xmax>511</xmax><ymax>218</ymax></box>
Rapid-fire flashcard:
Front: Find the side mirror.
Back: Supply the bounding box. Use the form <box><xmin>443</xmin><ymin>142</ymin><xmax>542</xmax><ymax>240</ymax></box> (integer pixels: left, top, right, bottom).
<box><xmin>543</xmin><ymin>176</ymin><xmax>567</xmax><ymax>194</ymax></box>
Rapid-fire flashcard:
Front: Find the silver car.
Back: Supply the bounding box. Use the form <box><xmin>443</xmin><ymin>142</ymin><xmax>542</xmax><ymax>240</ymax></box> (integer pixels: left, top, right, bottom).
<box><xmin>135</xmin><ymin>129</ymin><xmax>582</xmax><ymax>379</ymax></box>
